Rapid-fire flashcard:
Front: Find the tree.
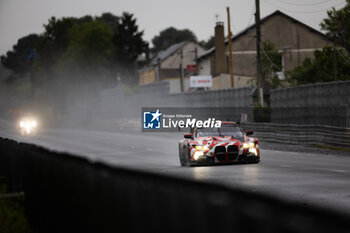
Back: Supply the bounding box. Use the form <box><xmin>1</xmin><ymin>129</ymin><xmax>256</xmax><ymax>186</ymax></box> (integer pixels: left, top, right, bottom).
<box><xmin>54</xmin><ymin>21</ymin><xmax>115</xmax><ymax>81</ymax></box>
<box><xmin>112</xmin><ymin>12</ymin><xmax>149</xmax><ymax>83</ymax></box>
<box><xmin>151</xmin><ymin>27</ymin><xmax>197</xmax><ymax>54</ymax></box>
<box><xmin>287</xmin><ymin>46</ymin><xmax>350</xmax><ymax>85</ymax></box>
<box><xmin>199</xmin><ymin>36</ymin><xmax>214</xmax><ymax>49</ymax></box>
<box><xmin>36</xmin><ymin>17</ymin><xmax>77</xmax><ymax>78</ymax></box>
<box><xmin>261</xmin><ymin>41</ymin><xmax>283</xmax><ymax>89</ymax></box>
<box><xmin>96</xmin><ymin>13</ymin><xmax>120</xmax><ymax>32</ymax></box>
<box><xmin>1</xmin><ymin>34</ymin><xmax>40</xmax><ymax>76</ymax></box>
<box><xmin>321</xmin><ymin>0</ymin><xmax>350</xmax><ymax>56</ymax></box>
<box><xmin>2</xmin><ymin>12</ymin><xmax>148</xmax><ymax>87</ymax></box>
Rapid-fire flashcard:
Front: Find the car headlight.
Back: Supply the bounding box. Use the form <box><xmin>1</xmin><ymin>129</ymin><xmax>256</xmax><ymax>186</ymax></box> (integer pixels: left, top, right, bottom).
<box><xmin>19</xmin><ymin>118</ymin><xmax>38</xmax><ymax>132</ymax></box>
<box><xmin>242</xmin><ymin>142</ymin><xmax>255</xmax><ymax>148</ymax></box>
<box><xmin>248</xmin><ymin>147</ymin><xmax>258</xmax><ymax>155</ymax></box>
<box><xmin>195</xmin><ymin>145</ymin><xmax>209</xmax><ymax>150</ymax></box>
<box><xmin>193</xmin><ymin>151</ymin><xmax>204</xmax><ymax>160</ymax></box>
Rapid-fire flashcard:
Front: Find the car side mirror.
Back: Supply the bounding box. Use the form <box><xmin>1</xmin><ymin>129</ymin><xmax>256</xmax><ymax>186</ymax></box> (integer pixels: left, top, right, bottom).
<box><xmin>184</xmin><ymin>134</ymin><xmax>193</xmax><ymax>139</ymax></box>
<box><xmin>244</xmin><ymin>130</ymin><xmax>254</xmax><ymax>136</ymax></box>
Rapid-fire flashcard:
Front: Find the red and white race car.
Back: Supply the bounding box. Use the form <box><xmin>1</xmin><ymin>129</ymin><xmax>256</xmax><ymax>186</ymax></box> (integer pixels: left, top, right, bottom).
<box><xmin>178</xmin><ymin>121</ymin><xmax>260</xmax><ymax>166</ymax></box>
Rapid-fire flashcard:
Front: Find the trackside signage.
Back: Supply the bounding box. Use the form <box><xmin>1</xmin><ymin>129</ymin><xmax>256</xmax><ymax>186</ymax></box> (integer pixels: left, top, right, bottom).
<box><xmin>189</xmin><ymin>75</ymin><xmax>212</xmax><ymax>88</ymax></box>
<box><xmin>142</xmin><ymin>107</ymin><xmax>248</xmax><ymax>132</ymax></box>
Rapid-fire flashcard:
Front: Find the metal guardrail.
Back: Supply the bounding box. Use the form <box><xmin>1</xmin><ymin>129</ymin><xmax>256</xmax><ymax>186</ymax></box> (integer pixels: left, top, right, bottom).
<box><xmin>241</xmin><ymin>122</ymin><xmax>350</xmax><ymax>147</ymax></box>
<box><xmin>1</xmin><ymin>137</ymin><xmax>350</xmax><ymax>233</ymax></box>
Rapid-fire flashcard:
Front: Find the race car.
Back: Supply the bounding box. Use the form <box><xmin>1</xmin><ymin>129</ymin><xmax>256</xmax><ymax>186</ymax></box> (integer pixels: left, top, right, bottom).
<box><xmin>178</xmin><ymin>121</ymin><xmax>260</xmax><ymax>166</ymax></box>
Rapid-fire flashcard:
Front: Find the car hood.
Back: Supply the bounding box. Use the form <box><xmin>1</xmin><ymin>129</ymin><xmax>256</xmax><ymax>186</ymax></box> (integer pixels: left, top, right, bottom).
<box><xmin>189</xmin><ymin>136</ymin><xmax>246</xmax><ymax>149</ymax></box>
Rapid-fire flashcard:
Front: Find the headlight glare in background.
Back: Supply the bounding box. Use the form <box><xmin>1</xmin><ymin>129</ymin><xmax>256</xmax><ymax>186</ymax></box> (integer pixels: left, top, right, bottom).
<box><xmin>18</xmin><ymin>118</ymin><xmax>38</xmax><ymax>134</ymax></box>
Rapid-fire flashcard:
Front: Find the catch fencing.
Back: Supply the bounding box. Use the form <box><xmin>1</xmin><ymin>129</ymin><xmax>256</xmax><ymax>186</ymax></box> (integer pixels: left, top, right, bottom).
<box><xmin>270</xmin><ymin>81</ymin><xmax>350</xmax><ymax>127</ymax></box>
<box><xmin>1</xmin><ymin>137</ymin><xmax>350</xmax><ymax>233</ymax></box>
<box><xmin>101</xmin><ymin>80</ymin><xmax>350</xmax><ymax>127</ymax></box>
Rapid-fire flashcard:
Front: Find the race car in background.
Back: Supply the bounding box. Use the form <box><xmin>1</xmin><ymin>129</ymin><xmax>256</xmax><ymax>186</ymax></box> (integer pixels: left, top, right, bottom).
<box><xmin>178</xmin><ymin>121</ymin><xmax>260</xmax><ymax>166</ymax></box>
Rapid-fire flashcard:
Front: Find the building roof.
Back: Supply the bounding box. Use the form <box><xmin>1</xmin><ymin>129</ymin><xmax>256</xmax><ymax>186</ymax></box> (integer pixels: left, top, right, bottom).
<box><xmin>198</xmin><ymin>10</ymin><xmax>329</xmax><ymax>60</ymax></box>
<box><xmin>138</xmin><ymin>41</ymin><xmax>188</xmax><ymax>73</ymax></box>
<box><xmin>151</xmin><ymin>41</ymin><xmax>187</xmax><ymax>66</ymax></box>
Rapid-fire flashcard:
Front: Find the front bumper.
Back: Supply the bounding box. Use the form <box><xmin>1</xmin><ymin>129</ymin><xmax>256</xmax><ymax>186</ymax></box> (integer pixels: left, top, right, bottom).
<box><xmin>190</xmin><ymin>149</ymin><xmax>260</xmax><ymax>166</ymax></box>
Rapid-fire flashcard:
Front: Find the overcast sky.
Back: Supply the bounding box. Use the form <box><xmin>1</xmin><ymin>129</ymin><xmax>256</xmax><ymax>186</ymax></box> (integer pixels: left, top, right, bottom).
<box><xmin>0</xmin><ymin>0</ymin><xmax>347</xmax><ymax>55</ymax></box>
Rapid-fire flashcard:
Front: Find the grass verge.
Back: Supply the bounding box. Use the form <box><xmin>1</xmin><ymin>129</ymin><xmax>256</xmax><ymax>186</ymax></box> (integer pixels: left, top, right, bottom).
<box><xmin>0</xmin><ymin>178</ymin><xmax>36</xmax><ymax>233</ymax></box>
<box><xmin>311</xmin><ymin>144</ymin><xmax>350</xmax><ymax>153</ymax></box>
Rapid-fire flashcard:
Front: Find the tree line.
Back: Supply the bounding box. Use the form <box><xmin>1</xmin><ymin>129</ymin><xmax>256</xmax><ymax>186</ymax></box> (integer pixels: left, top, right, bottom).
<box><xmin>1</xmin><ymin>12</ymin><xmax>148</xmax><ymax>86</ymax></box>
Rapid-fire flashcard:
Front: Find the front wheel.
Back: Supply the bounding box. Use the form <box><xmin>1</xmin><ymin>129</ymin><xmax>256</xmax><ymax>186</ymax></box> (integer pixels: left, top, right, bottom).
<box><xmin>179</xmin><ymin>157</ymin><xmax>185</xmax><ymax>166</ymax></box>
<box><xmin>179</xmin><ymin>145</ymin><xmax>186</xmax><ymax>166</ymax></box>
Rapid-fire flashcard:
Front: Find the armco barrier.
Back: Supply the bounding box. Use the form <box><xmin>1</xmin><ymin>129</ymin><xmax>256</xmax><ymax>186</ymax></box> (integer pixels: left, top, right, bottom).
<box><xmin>1</xmin><ymin>137</ymin><xmax>350</xmax><ymax>233</ymax></box>
<box><xmin>241</xmin><ymin>122</ymin><xmax>350</xmax><ymax>147</ymax></box>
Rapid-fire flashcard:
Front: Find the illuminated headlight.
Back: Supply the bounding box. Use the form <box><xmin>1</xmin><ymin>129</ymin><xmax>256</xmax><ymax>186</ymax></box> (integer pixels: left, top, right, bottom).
<box><xmin>193</xmin><ymin>151</ymin><xmax>204</xmax><ymax>160</ymax></box>
<box><xmin>19</xmin><ymin>119</ymin><xmax>37</xmax><ymax>131</ymax></box>
<box><xmin>242</xmin><ymin>142</ymin><xmax>255</xmax><ymax>148</ymax></box>
<box><xmin>248</xmin><ymin>147</ymin><xmax>258</xmax><ymax>155</ymax></box>
<box><xmin>195</xmin><ymin>145</ymin><xmax>209</xmax><ymax>150</ymax></box>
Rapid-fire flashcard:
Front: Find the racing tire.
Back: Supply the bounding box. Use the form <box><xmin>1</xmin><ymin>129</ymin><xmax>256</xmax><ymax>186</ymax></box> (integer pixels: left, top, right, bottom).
<box><xmin>180</xmin><ymin>158</ymin><xmax>185</xmax><ymax>166</ymax></box>
<box><xmin>179</xmin><ymin>145</ymin><xmax>186</xmax><ymax>166</ymax></box>
<box><xmin>179</xmin><ymin>153</ymin><xmax>185</xmax><ymax>166</ymax></box>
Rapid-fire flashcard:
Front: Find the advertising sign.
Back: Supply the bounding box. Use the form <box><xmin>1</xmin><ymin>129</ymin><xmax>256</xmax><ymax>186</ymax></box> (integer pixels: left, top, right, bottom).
<box><xmin>190</xmin><ymin>75</ymin><xmax>212</xmax><ymax>88</ymax></box>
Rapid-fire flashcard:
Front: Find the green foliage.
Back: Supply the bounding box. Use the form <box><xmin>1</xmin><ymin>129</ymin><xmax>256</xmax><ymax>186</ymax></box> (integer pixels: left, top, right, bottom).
<box><xmin>320</xmin><ymin>0</ymin><xmax>350</xmax><ymax>56</ymax></box>
<box><xmin>151</xmin><ymin>27</ymin><xmax>197</xmax><ymax>54</ymax></box>
<box><xmin>54</xmin><ymin>21</ymin><xmax>114</xmax><ymax>80</ymax></box>
<box><xmin>261</xmin><ymin>41</ymin><xmax>284</xmax><ymax>89</ymax></box>
<box><xmin>0</xmin><ymin>12</ymin><xmax>148</xmax><ymax>120</ymax></box>
<box><xmin>36</xmin><ymin>17</ymin><xmax>77</xmax><ymax>71</ymax></box>
<box><xmin>0</xmin><ymin>180</ymin><xmax>36</xmax><ymax>233</ymax></box>
<box><xmin>2</xmin><ymin>12</ymin><xmax>148</xmax><ymax>86</ymax></box>
<box><xmin>199</xmin><ymin>36</ymin><xmax>215</xmax><ymax>49</ymax></box>
<box><xmin>96</xmin><ymin>13</ymin><xmax>119</xmax><ymax>32</ymax></box>
<box><xmin>1</xmin><ymin>34</ymin><xmax>39</xmax><ymax>75</ymax></box>
<box><xmin>112</xmin><ymin>12</ymin><xmax>149</xmax><ymax>83</ymax></box>
<box><xmin>287</xmin><ymin>1</ymin><xmax>350</xmax><ymax>86</ymax></box>
<box><xmin>288</xmin><ymin>46</ymin><xmax>350</xmax><ymax>85</ymax></box>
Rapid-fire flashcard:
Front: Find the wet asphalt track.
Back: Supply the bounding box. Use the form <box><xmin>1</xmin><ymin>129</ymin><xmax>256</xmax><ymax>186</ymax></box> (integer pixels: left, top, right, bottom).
<box><xmin>1</xmin><ymin>120</ymin><xmax>350</xmax><ymax>214</ymax></box>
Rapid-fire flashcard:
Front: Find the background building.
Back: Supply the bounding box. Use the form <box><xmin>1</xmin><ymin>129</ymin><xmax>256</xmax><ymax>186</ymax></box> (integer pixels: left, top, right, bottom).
<box><xmin>139</xmin><ymin>41</ymin><xmax>205</xmax><ymax>93</ymax></box>
<box><xmin>197</xmin><ymin>10</ymin><xmax>331</xmax><ymax>89</ymax></box>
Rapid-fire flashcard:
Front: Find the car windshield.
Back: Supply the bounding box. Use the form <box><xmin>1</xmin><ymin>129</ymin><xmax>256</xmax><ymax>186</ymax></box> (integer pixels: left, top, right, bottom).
<box><xmin>196</xmin><ymin>124</ymin><xmax>243</xmax><ymax>138</ymax></box>
<box><xmin>220</xmin><ymin>125</ymin><xmax>244</xmax><ymax>138</ymax></box>
<box><xmin>196</xmin><ymin>127</ymin><xmax>220</xmax><ymax>137</ymax></box>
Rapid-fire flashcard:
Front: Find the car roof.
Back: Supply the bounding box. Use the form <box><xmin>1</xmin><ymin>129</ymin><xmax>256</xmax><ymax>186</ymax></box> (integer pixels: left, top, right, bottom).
<box><xmin>194</xmin><ymin>121</ymin><xmax>238</xmax><ymax>130</ymax></box>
